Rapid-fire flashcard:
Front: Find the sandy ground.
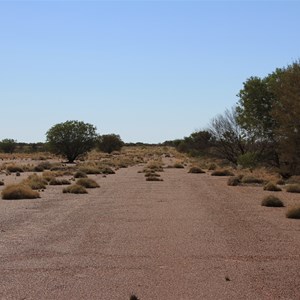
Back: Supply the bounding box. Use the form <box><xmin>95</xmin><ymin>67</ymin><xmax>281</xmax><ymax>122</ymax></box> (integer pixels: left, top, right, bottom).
<box><xmin>0</xmin><ymin>163</ymin><xmax>300</xmax><ymax>299</ymax></box>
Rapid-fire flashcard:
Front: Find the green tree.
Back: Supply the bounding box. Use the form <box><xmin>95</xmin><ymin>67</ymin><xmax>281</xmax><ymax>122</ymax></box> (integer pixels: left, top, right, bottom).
<box><xmin>97</xmin><ymin>134</ymin><xmax>124</xmax><ymax>154</ymax></box>
<box><xmin>0</xmin><ymin>139</ymin><xmax>17</xmax><ymax>153</ymax></box>
<box><xmin>236</xmin><ymin>75</ymin><xmax>278</xmax><ymax>141</ymax></box>
<box><xmin>272</xmin><ymin>61</ymin><xmax>300</xmax><ymax>174</ymax></box>
<box><xmin>46</xmin><ymin>120</ymin><xmax>98</xmax><ymax>163</ymax></box>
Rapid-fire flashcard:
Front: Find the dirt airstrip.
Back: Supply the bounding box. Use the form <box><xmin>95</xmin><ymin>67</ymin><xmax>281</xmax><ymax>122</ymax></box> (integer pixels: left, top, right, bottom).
<box><xmin>0</xmin><ymin>157</ymin><xmax>300</xmax><ymax>299</ymax></box>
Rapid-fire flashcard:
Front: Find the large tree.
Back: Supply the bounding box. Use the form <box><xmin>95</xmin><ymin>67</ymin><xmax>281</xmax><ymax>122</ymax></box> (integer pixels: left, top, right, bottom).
<box><xmin>272</xmin><ymin>61</ymin><xmax>300</xmax><ymax>174</ymax></box>
<box><xmin>97</xmin><ymin>134</ymin><xmax>124</xmax><ymax>154</ymax></box>
<box><xmin>46</xmin><ymin>120</ymin><xmax>98</xmax><ymax>163</ymax></box>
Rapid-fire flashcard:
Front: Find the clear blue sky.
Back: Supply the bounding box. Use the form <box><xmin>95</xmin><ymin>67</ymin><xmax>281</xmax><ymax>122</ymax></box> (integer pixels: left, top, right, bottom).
<box><xmin>0</xmin><ymin>1</ymin><xmax>299</xmax><ymax>143</ymax></box>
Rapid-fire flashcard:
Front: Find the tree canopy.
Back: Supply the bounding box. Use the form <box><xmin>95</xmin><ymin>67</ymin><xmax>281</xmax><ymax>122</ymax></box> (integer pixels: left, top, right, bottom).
<box><xmin>46</xmin><ymin>120</ymin><xmax>98</xmax><ymax>163</ymax></box>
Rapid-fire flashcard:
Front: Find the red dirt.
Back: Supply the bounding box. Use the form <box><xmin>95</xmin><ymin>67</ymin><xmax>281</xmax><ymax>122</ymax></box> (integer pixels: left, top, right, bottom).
<box><xmin>0</xmin><ymin>165</ymin><xmax>300</xmax><ymax>299</ymax></box>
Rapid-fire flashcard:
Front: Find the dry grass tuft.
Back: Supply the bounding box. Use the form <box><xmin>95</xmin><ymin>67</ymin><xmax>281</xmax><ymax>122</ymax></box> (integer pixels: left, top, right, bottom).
<box><xmin>286</xmin><ymin>184</ymin><xmax>300</xmax><ymax>193</ymax></box>
<box><xmin>49</xmin><ymin>178</ymin><xmax>71</xmax><ymax>185</ymax></box>
<box><xmin>211</xmin><ymin>169</ymin><xmax>234</xmax><ymax>176</ymax></box>
<box><xmin>241</xmin><ymin>176</ymin><xmax>264</xmax><ymax>184</ymax></box>
<box><xmin>261</xmin><ymin>195</ymin><xmax>284</xmax><ymax>207</ymax></box>
<box><xmin>23</xmin><ymin>174</ymin><xmax>47</xmax><ymax>190</ymax></box>
<box><xmin>2</xmin><ymin>184</ymin><xmax>40</xmax><ymax>199</ymax></box>
<box><xmin>74</xmin><ymin>171</ymin><xmax>88</xmax><ymax>178</ymax></box>
<box><xmin>63</xmin><ymin>184</ymin><xmax>88</xmax><ymax>194</ymax></box>
<box><xmin>6</xmin><ymin>164</ymin><xmax>24</xmax><ymax>173</ymax></box>
<box><xmin>286</xmin><ymin>206</ymin><xmax>300</xmax><ymax>219</ymax></box>
<box><xmin>227</xmin><ymin>176</ymin><xmax>240</xmax><ymax>186</ymax></box>
<box><xmin>263</xmin><ymin>182</ymin><xmax>282</xmax><ymax>192</ymax></box>
<box><xmin>188</xmin><ymin>166</ymin><xmax>205</xmax><ymax>174</ymax></box>
<box><xmin>76</xmin><ymin>178</ymin><xmax>100</xmax><ymax>188</ymax></box>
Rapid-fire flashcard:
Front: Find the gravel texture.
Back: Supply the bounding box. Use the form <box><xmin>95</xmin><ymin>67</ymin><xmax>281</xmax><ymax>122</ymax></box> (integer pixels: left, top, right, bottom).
<box><xmin>0</xmin><ymin>165</ymin><xmax>300</xmax><ymax>299</ymax></box>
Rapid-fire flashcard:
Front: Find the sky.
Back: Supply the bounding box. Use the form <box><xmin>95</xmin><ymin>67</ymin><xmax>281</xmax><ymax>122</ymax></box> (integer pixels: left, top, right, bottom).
<box><xmin>0</xmin><ymin>0</ymin><xmax>299</xmax><ymax>144</ymax></box>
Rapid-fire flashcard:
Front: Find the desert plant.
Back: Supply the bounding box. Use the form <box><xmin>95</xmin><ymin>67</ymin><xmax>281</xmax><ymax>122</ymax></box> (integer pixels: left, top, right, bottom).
<box><xmin>46</xmin><ymin>120</ymin><xmax>98</xmax><ymax>163</ymax></box>
<box><xmin>237</xmin><ymin>152</ymin><xmax>258</xmax><ymax>169</ymax></box>
<box><xmin>34</xmin><ymin>161</ymin><xmax>52</xmax><ymax>172</ymax></box>
<box><xmin>146</xmin><ymin>176</ymin><xmax>163</xmax><ymax>181</ymax></box>
<box><xmin>0</xmin><ymin>180</ymin><xmax>4</xmax><ymax>186</ymax></box>
<box><xmin>261</xmin><ymin>195</ymin><xmax>284</xmax><ymax>207</ymax></box>
<box><xmin>23</xmin><ymin>174</ymin><xmax>47</xmax><ymax>190</ymax></box>
<box><xmin>286</xmin><ymin>206</ymin><xmax>300</xmax><ymax>219</ymax></box>
<box><xmin>130</xmin><ymin>295</ymin><xmax>139</xmax><ymax>300</ymax></box>
<box><xmin>100</xmin><ymin>167</ymin><xmax>115</xmax><ymax>174</ymax></box>
<box><xmin>2</xmin><ymin>184</ymin><xmax>40</xmax><ymax>199</ymax></box>
<box><xmin>49</xmin><ymin>178</ymin><xmax>71</xmax><ymax>185</ymax></box>
<box><xmin>97</xmin><ymin>134</ymin><xmax>124</xmax><ymax>154</ymax></box>
<box><xmin>211</xmin><ymin>169</ymin><xmax>234</xmax><ymax>176</ymax></box>
<box><xmin>6</xmin><ymin>165</ymin><xmax>24</xmax><ymax>173</ymax></box>
<box><xmin>208</xmin><ymin>163</ymin><xmax>217</xmax><ymax>170</ymax></box>
<box><xmin>173</xmin><ymin>163</ymin><xmax>184</xmax><ymax>168</ymax></box>
<box><xmin>74</xmin><ymin>171</ymin><xmax>88</xmax><ymax>178</ymax></box>
<box><xmin>227</xmin><ymin>176</ymin><xmax>240</xmax><ymax>186</ymax></box>
<box><xmin>188</xmin><ymin>166</ymin><xmax>205</xmax><ymax>174</ymax></box>
<box><xmin>0</xmin><ymin>138</ymin><xmax>17</xmax><ymax>153</ymax></box>
<box><xmin>63</xmin><ymin>184</ymin><xmax>88</xmax><ymax>194</ymax></box>
<box><xmin>241</xmin><ymin>176</ymin><xmax>264</xmax><ymax>184</ymax></box>
<box><xmin>76</xmin><ymin>178</ymin><xmax>99</xmax><ymax>188</ymax></box>
<box><xmin>286</xmin><ymin>184</ymin><xmax>300</xmax><ymax>193</ymax></box>
<box><xmin>78</xmin><ymin>167</ymin><xmax>102</xmax><ymax>174</ymax></box>
<box><xmin>145</xmin><ymin>172</ymin><xmax>160</xmax><ymax>177</ymax></box>
<box><xmin>263</xmin><ymin>182</ymin><xmax>282</xmax><ymax>191</ymax></box>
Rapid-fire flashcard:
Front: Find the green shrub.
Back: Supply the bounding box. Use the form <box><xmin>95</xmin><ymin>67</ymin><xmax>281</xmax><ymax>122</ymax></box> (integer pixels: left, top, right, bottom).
<box><xmin>237</xmin><ymin>152</ymin><xmax>257</xmax><ymax>169</ymax></box>
<box><xmin>211</xmin><ymin>169</ymin><xmax>234</xmax><ymax>176</ymax></box>
<box><xmin>2</xmin><ymin>184</ymin><xmax>40</xmax><ymax>199</ymax></box>
<box><xmin>286</xmin><ymin>184</ymin><xmax>300</xmax><ymax>193</ymax></box>
<box><xmin>76</xmin><ymin>178</ymin><xmax>99</xmax><ymax>188</ymax></box>
<box><xmin>286</xmin><ymin>206</ymin><xmax>300</xmax><ymax>219</ymax></box>
<box><xmin>241</xmin><ymin>176</ymin><xmax>264</xmax><ymax>184</ymax></box>
<box><xmin>261</xmin><ymin>195</ymin><xmax>284</xmax><ymax>207</ymax></box>
<box><xmin>188</xmin><ymin>166</ymin><xmax>205</xmax><ymax>174</ymax></box>
<box><xmin>63</xmin><ymin>184</ymin><xmax>88</xmax><ymax>194</ymax></box>
<box><xmin>263</xmin><ymin>182</ymin><xmax>282</xmax><ymax>191</ymax></box>
<box><xmin>227</xmin><ymin>176</ymin><xmax>240</xmax><ymax>186</ymax></box>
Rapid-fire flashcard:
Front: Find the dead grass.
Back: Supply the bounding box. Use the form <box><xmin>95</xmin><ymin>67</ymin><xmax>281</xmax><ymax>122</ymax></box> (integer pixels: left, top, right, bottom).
<box><xmin>76</xmin><ymin>178</ymin><xmax>100</xmax><ymax>188</ymax></box>
<box><xmin>286</xmin><ymin>206</ymin><xmax>300</xmax><ymax>219</ymax></box>
<box><xmin>63</xmin><ymin>184</ymin><xmax>88</xmax><ymax>194</ymax></box>
<box><xmin>263</xmin><ymin>182</ymin><xmax>282</xmax><ymax>192</ymax></box>
<box><xmin>74</xmin><ymin>171</ymin><xmax>88</xmax><ymax>178</ymax></box>
<box><xmin>211</xmin><ymin>169</ymin><xmax>234</xmax><ymax>176</ymax></box>
<box><xmin>227</xmin><ymin>176</ymin><xmax>240</xmax><ymax>186</ymax></box>
<box><xmin>261</xmin><ymin>195</ymin><xmax>284</xmax><ymax>207</ymax></box>
<box><xmin>6</xmin><ymin>164</ymin><xmax>24</xmax><ymax>173</ymax></box>
<box><xmin>49</xmin><ymin>178</ymin><xmax>71</xmax><ymax>185</ymax></box>
<box><xmin>241</xmin><ymin>176</ymin><xmax>264</xmax><ymax>184</ymax></box>
<box><xmin>286</xmin><ymin>184</ymin><xmax>300</xmax><ymax>193</ymax></box>
<box><xmin>2</xmin><ymin>184</ymin><xmax>40</xmax><ymax>199</ymax></box>
<box><xmin>22</xmin><ymin>174</ymin><xmax>47</xmax><ymax>190</ymax></box>
<box><xmin>188</xmin><ymin>166</ymin><xmax>205</xmax><ymax>174</ymax></box>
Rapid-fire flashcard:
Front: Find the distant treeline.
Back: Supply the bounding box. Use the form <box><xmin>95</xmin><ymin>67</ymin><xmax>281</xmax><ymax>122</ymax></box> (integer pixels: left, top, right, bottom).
<box><xmin>164</xmin><ymin>61</ymin><xmax>300</xmax><ymax>176</ymax></box>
